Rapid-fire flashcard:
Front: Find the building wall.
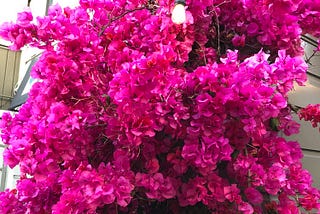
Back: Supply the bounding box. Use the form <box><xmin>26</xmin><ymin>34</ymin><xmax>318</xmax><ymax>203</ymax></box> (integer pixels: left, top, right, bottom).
<box><xmin>0</xmin><ymin>46</ymin><xmax>21</xmax><ymax>110</ymax></box>
<box><xmin>0</xmin><ymin>0</ymin><xmax>79</xmax><ymax>85</ymax></box>
<box><xmin>287</xmin><ymin>40</ymin><xmax>320</xmax><ymax>188</ymax></box>
<box><xmin>0</xmin><ymin>0</ymin><xmax>78</xmax><ymax>191</ymax></box>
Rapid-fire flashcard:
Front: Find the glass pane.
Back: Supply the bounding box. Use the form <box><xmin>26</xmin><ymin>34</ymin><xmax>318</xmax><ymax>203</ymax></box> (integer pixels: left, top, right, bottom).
<box><xmin>0</xmin><ymin>168</ymin><xmax>2</xmax><ymax>188</ymax></box>
<box><xmin>0</xmin><ymin>147</ymin><xmax>4</xmax><ymax>168</ymax></box>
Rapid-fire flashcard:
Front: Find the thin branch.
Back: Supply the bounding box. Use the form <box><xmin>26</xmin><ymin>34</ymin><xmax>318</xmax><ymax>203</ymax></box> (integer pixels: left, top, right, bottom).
<box><xmin>244</xmin><ymin>147</ymin><xmax>252</xmax><ymax>187</ymax></box>
<box><xmin>99</xmin><ymin>6</ymin><xmax>146</xmax><ymax>36</ymax></box>
<box><xmin>214</xmin><ymin>10</ymin><xmax>221</xmax><ymax>56</ymax></box>
<box><xmin>25</xmin><ymin>52</ymin><xmax>42</xmax><ymax>64</ymax></box>
<box><xmin>214</xmin><ymin>0</ymin><xmax>231</xmax><ymax>8</ymax></box>
<box><xmin>210</xmin><ymin>0</ymin><xmax>231</xmax><ymax>56</ymax></box>
<box><xmin>288</xmin><ymin>103</ymin><xmax>303</xmax><ymax>114</ymax></box>
<box><xmin>85</xmin><ymin>123</ymin><xmax>108</xmax><ymax>128</ymax></box>
<box><xmin>305</xmin><ymin>50</ymin><xmax>317</xmax><ymax>65</ymax></box>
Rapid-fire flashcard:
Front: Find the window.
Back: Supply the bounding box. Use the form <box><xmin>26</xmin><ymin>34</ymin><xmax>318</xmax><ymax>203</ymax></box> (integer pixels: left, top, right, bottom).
<box><xmin>0</xmin><ymin>144</ymin><xmax>6</xmax><ymax>191</ymax></box>
<box><xmin>286</xmin><ymin>35</ymin><xmax>320</xmax><ymax>188</ymax></box>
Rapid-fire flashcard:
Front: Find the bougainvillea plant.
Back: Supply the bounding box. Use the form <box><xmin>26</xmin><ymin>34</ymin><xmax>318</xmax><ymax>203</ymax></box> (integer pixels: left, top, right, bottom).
<box><xmin>1</xmin><ymin>0</ymin><xmax>320</xmax><ymax>213</ymax></box>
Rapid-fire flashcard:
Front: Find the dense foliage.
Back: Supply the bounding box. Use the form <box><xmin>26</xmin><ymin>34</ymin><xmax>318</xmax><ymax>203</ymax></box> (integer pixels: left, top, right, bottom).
<box><xmin>1</xmin><ymin>0</ymin><xmax>320</xmax><ymax>213</ymax></box>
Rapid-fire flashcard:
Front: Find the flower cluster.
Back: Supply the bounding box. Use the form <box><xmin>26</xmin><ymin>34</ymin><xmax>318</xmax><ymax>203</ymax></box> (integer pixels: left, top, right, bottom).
<box><xmin>299</xmin><ymin>104</ymin><xmax>320</xmax><ymax>129</ymax></box>
<box><xmin>1</xmin><ymin>0</ymin><xmax>320</xmax><ymax>213</ymax></box>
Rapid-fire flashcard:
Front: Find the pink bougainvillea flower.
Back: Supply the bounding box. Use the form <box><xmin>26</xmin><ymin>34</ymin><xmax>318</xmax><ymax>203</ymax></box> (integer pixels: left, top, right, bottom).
<box><xmin>0</xmin><ymin>0</ymin><xmax>319</xmax><ymax>213</ymax></box>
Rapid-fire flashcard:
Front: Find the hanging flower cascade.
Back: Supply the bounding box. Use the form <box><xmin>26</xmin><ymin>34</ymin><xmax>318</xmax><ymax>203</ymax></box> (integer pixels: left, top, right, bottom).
<box><xmin>0</xmin><ymin>0</ymin><xmax>320</xmax><ymax>213</ymax></box>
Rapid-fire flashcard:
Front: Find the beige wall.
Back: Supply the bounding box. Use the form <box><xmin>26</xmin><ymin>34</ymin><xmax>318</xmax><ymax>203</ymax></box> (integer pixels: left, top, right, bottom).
<box><xmin>0</xmin><ymin>0</ymin><xmax>79</xmax><ymax>191</ymax></box>
<box><xmin>0</xmin><ymin>46</ymin><xmax>21</xmax><ymax>109</ymax></box>
<box><xmin>287</xmin><ymin>40</ymin><xmax>320</xmax><ymax>188</ymax></box>
<box><xmin>0</xmin><ymin>0</ymin><xmax>79</xmax><ymax>86</ymax></box>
